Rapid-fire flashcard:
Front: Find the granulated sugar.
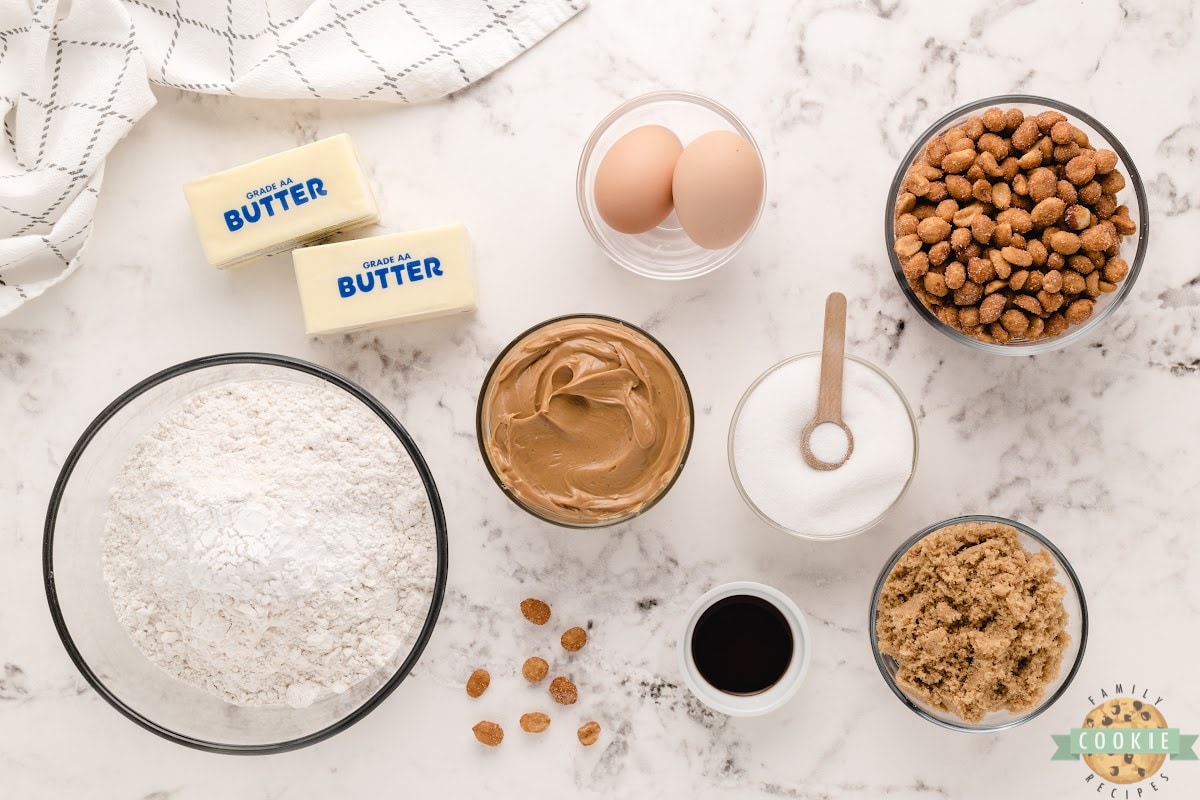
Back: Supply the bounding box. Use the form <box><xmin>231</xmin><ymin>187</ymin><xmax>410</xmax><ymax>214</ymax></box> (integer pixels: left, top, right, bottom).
<box><xmin>102</xmin><ymin>378</ymin><xmax>436</xmax><ymax>708</ymax></box>
<box><xmin>732</xmin><ymin>356</ymin><xmax>915</xmax><ymax>537</ymax></box>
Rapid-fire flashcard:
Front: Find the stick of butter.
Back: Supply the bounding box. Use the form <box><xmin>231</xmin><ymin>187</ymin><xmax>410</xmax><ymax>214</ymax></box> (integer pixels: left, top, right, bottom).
<box><xmin>293</xmin><ymin>224</ymin><xmax>476</xmax><ymax>335</ymax></box>
<box><xmin>183</xmin><ymin>134</ymin><xmax>379</xmax><ymax>269</ymax></box>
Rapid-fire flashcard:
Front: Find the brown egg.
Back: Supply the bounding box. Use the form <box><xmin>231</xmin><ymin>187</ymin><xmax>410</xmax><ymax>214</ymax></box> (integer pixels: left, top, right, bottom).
<box><xmin>672</xmin><ymin>131</ymin><xmax>764</xmax><ymax>249</ymax></box>
<box><xmin>593</xmin><ymin>125</ymin><xmax>683</xmax><ymax>234</ymax></box>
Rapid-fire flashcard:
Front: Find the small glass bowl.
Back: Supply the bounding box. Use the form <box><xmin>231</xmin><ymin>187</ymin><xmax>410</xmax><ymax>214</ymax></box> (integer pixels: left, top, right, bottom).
<box><xmin>727</xmin><ymin>352</ymin><xmax>918</xmax><ymax>541</ymax></box>
<box><xmin>868</xmin><ymin>515</ymin><xmax>1088</xmax><ymax>733</ymax></box>
<box><xmin>476</xmin><ymin>314</ymin><xmax>694</xmax><ymax>528</ymax></box>
<box><xmin>576</xmin><ymin>91</ymin><xmax>765</xmax><ymax>280</ymax></box>
<box><xmin>43</xmin><ymin>354</ymin><xmax>448</xmax><ymax>754</ymax></box>
<box><xmin>885</xmin><ymin>95</ymin><xmax>1149</xmax><ymax>354</ymax></box>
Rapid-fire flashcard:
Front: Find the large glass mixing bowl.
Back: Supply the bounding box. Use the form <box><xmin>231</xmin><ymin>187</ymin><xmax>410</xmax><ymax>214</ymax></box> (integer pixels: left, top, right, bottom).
<box><xmin>43</xmin><ymin>353</ymin><xmax>448</xmax><ymax>754</ymax></box>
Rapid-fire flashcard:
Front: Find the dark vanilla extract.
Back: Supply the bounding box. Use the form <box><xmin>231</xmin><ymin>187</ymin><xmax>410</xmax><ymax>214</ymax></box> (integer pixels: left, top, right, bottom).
<box><xmin>691</xmin><ymin>595</ymin><xmax>793</xmax><ymax>695</ymax></box>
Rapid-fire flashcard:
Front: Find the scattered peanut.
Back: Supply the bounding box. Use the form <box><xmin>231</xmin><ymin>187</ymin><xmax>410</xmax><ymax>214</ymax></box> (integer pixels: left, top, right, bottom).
<box><xmin>520</xmin><ymin>598</ymin><xmax>551</xmax><ymax>626</ymax></box>
<box><xmin>520</xmin><ymin>712</ymin><xmax>551</xmax><ymax>734</ymax></box>
<box><xmin>561</xmin><ymin>627</ymin><xmax>588</xmax><ymax>652</ymax></box>
<box><xmin>549</xmin><ymin>676</ymin><xmax>578</xmax><ymax>705</ymax></box>
<box><xmin>473</xmin><ymin>721</ymin><xmax>504</xmax><ymax>747</ymax></box>
<box><xmin>577</xmin><ymin>721</ymin><xmax>602</xmax><ymax>747</ymax></box>
<box><xmin>466</xmin><ymin>668</ymin><xmax>491</xmax><ymax>698</ymax></box>
<box><xmin>522</xmin><ymin>656</ymin><xmax>550</xmax><ymax>683</ymax></box>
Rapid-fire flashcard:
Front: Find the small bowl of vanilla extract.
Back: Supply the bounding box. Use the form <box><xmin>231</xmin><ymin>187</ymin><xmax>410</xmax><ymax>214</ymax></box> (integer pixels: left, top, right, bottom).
<box><xmin>678</xmin><ymin>581</ymin><xmax>811</xmax><ymax>717</ymax></box>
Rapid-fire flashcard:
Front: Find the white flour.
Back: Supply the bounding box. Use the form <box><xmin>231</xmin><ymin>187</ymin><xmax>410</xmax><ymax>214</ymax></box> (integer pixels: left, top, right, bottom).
<box><xmin>102</xmin><ymin>378</ymin><xmax>436</xmax><ymax>708</ymax></box>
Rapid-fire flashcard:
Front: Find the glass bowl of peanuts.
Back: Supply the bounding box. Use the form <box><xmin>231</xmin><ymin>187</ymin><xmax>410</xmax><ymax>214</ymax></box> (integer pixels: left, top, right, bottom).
<box><xmin>886</xmin><ymin>95</ymin><xmax>1148</xmax><ymax>354</ymax></box>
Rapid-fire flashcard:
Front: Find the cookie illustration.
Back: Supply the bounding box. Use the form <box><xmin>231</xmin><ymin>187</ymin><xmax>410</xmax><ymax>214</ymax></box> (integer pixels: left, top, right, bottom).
<box><xmin>1081</xmin><ymin>698</ymin><xmax>1168</xmax><ymax>785</ymax></box>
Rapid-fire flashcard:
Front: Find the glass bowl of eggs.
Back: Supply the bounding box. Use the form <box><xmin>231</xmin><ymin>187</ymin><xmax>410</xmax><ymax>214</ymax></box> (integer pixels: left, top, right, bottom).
<box><xmin>576</xmin><ymin>91</ymin><xmax>766</xmax><ymax>280</ymax></box>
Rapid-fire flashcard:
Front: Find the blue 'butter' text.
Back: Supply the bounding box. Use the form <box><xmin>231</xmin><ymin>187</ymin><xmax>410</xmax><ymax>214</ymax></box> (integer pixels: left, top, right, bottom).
<box><xmin>224</xmin><ymin>178</ymin><xmax>327</xmax><ymax>232</ymax></box>
<box><xmin>338</xmin><ymin>257</ymin><xmax>444</xmax><ymax>298</ymax></box>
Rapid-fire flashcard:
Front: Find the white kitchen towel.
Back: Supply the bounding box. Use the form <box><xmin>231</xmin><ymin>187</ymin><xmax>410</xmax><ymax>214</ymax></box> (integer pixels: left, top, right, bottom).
<box><xmin>0</xmin><ymin>0</ymin><xmax>584</xmax><ymax>317</ymax></box>
<box><xmin>126</xmin><ymin>0</ymin><xmax>586</xmax><ymax>103</ymax></box>
<box><xmin>0</xmin><ymin>0</ymin><xmax>156</xmax><ymax>318</ymax></box>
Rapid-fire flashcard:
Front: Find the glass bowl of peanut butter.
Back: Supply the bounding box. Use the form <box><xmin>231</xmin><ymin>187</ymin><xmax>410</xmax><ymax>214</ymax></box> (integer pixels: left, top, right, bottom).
<box><xmin>476</xmin><ymin>314</ymin><xmax>694</xmax><ymax>528</ymax></box>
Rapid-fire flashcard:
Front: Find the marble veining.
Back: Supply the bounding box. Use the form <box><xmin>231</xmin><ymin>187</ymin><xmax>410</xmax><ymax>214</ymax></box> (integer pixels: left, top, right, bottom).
<box><xmin>3</xmin><ymin>0</ymin><xmax>1200</xmax><ymax>797</ymax></box>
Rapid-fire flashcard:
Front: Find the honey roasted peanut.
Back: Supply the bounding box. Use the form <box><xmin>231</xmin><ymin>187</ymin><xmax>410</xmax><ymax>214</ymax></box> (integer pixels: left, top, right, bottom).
<box><xmin>894</xmin><ymin>234</ymin><xmax>923</xmax><ymax>259</ymax></box>
<box><xmin>1094</xmin><ymin>148</ymin><xmax>1118</xmax><ymax>174</ymax></box>
<box><xmin>979</xmin><ymin>293</ymin><xmax>1006</xmax><ymax>324</ymax></box>
<box><xmin>1042</xmin><ymin>270</ymin><xmax>1063</xmax><ymax>294</ymax></box>
<box><xmin>549</xmin><ymin>676</ymin><xmax>579</xmax><ymax>705</ymax></box>
<box><xmin>577</xmin><ymin>721</ymin><xmax>602</xmax><ymax>747</ymax></box>
<box><xmin>520</xmin><ymin>712</ymin><xmax>551</xmax><ymax>734</ymax></box>
<box><xmin>1001</xmin><ymin>246</ymin><xmax>1032</xmax><ymax>268</ymax></box>
<box><xmin>520</xmin><ymin>598</ymin><xmax>552</xmax><ymax>626</ymax></box>
<box><xmin>945</xmin><ymin>261</ymin><xmax>967</xmax><ymax>290</ymax></box>
<box><xmin>894</xmin><ymin>106</ymin><xmax>1136</xmax><ymax>344</ymax></box>
<box><xmin>561</xmin><ymin>626</ymin><xmax>588</xmax><ymax>652</ymax></box>
<box><xmin>473</xmin><ymin>720</ymin><xmax>504</xmax><ymax>747</ymax></box>
<box><xmin>1065</xmin><ymin>298</ymin><xmax>1095</xmax><ymax>324</ymax></box>
<box><xmin>953</xmin><ymin>280</ymin><xmax>983</xmax><ymax>306</ymax></box>
<box><xmin>1030</xmin><ymin>197</ymin><xmax>1065</xmax><ymax>227</ymax></box>
<box><xmin>1064</xmin><ymin>204</ymin><xmax>1091</xmax><ymax>231</ymax></box>
<box><xmin>1104</xmin><ymin>257</ymin><xmax>1130</xmax><ymax>283</ymax></box>
<box><xmin>1001</xmin><ymin>309</ymin><xmax>1030</xmax><ymax>336</ymax></box>
<box><xmin>917</xmin><ymin>216</ymin><xmax>952</xmax><ymax>243</ymax></box>
<box><xmin>942</xmin><ymin>148</ymin><xmax>976</xmax><ymax>174</ymax></box>
<box><xmin>522</xmin><ymin>656</ymin><xmax>550</xmax><ymax>683</ymax></box>
<box><xmin>466</xmin><ymin>668</ymin><xmax>491</xmax><ymax>698</ymax></box>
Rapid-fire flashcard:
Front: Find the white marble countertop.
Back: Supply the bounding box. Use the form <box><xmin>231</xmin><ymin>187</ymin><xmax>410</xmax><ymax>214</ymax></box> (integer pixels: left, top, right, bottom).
<box><xmin>4</xmin><ymin>1</ymin><xmax>1200</xmax><ymax>797</ymax></box>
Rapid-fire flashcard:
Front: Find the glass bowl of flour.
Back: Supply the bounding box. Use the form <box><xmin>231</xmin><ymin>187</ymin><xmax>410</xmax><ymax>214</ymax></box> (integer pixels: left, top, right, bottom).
<box><xmin>728</xmin><ymin>353</ymin><xmax>918</xmax><ymax>541</ymax></box>
<box><xmin>43</xmin><ymin>353</ymin><xmax>447</xmax><ymax>753</ymax></box>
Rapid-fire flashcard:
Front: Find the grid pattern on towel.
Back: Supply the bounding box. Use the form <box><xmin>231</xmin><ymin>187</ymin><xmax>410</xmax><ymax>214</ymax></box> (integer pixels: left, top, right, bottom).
<box><xmin>126</xmin><ymin>0</ymin><xmax>584</xmax><ymax>103</ymax></box>
<box><xmin>0</xmin><ymin>0</ymin><xmax>155</xmax><ymax>316</ymax></box>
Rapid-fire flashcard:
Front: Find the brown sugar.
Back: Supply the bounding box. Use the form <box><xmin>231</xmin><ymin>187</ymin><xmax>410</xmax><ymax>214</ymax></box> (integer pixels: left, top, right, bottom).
<box><xmin>875</xmin><ymin>520</ymin><xmax>1070</xmax><ymax>723</ymax></box>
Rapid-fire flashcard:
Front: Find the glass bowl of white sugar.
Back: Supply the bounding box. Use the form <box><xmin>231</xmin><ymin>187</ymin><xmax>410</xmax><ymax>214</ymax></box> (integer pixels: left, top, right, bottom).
<box><xmin>43</xmin><ymin>353</ymin><xmax>448</xmax><ymax>753</ymax></box>
<box><xmin>728</xmin><ymin>353</ymin><xmax>918</xmax><ymax>541</ymax></box>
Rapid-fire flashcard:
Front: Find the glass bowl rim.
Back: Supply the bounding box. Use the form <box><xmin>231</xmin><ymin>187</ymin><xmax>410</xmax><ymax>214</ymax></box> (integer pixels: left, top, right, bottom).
<box><xmin>867</xmin><ymin>513</ymin><xmax>1090</xmax><ymax>733</ymax></box>
<box><xmin>475</xmin><ymin>313</ymin><xmax>695</xmax><ymax>529</ymax></box>
<box><xmin>727</xmin><ymin>351</ymin><xmax>919</xmax><ymax>541</ymax></box>
<box><xmin>884</xmin><ymin>93</ymin><xmax>1150</xmax><ymax>355</ymax></box>
<box><xmin>575</xmin><ymin>89</ymin><xmax>766</xmax><ymax>281</ymax></box>
<box><xmin>42</xmin><ymin>352</ymin><xmax>450</xmax><ymax>755</ymax></box>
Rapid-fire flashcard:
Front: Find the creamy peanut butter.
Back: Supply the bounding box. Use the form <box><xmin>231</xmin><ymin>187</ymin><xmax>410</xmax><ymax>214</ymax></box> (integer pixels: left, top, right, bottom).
<box><xmin>480</xmin><ymin>316</ymin><xmax>692</xmax><ymax>526</ymax></box>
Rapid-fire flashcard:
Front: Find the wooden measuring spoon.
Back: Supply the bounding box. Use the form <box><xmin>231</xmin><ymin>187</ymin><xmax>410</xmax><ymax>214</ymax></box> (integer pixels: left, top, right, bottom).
<box><xmin>801</xmin><ymin>292</ymin><xmax>854</xmax><ymax>471</ymax></box>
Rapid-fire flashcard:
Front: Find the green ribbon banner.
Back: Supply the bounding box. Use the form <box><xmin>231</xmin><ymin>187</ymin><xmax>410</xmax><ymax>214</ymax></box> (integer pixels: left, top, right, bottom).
<box><xmin>1052</xmin><ymin>729</ymin><xmax>1199</xmax><ymax>761</ymax></box>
